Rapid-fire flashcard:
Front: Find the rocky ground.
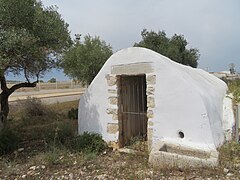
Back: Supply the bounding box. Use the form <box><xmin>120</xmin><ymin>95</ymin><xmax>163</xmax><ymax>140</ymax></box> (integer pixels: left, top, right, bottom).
<box><xmin>0</xmin><ymin>144</ymin><xmax>240</xmax><ymax>180</ymax></box>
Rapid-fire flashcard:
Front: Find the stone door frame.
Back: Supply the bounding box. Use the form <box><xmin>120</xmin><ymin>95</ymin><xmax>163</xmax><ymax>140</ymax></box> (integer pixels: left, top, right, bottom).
<box><xmin>105</xmin><ymin>63</ymin><xmax>156</xmax><ymax>151</ymax></box>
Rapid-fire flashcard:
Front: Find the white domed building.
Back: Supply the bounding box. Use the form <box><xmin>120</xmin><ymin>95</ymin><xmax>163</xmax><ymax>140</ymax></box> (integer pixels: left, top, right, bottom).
<box><xmin>78</xmin><ymin>47</ymin><xmax>234</xmax><ymax>168</ymax></box>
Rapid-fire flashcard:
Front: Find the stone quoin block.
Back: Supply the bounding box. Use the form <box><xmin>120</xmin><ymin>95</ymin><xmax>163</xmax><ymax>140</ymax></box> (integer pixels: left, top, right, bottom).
<box><xmin>147</xmin><ymin>110</ymin><xmax>154</xmax><ymax>119</ymax></box>
<box><xmin>146</xmin><ymin>75</ymin><xmax>156</xmax><ymax>85</ymax></box>
<box><xmin>147</xmin><ymin>96</ymin><xmax>155</xmax><ymax>108</ymax></box>
<box><xmin>108</xmin><ymin>96</ymin><xmax>118</xmax><ymax>105</ymax></box>
<box><xmin>148</xmin><ymin>120</ymin><xmax>154</xmax><ymax>126</ymax></box>
<box><xmin>106</xmin><ymin>108</ymin><xmax>117</xmax><ymax>115</ymax></box>
<box><xmin>108</xmin><ymin>89</ymin><xmax>117</xmax><ymax>94</ymax></box>
<box><xmin>112</xmin><ymin>113</ymin><xmax>118</xmax><ymax>121</ymax></box>
<box><xmin>106</xmin><ymin>74</ymin><xmax>117</xmax><ymax>86</ymax></box>
<box><xmin>147</xmin><ymin>86</ymin><xmax>155</xmax><ymax>95</ymax></box>
<box><xmin>107</xmin><ymin>123</ymin><xmax>119</xmax><ymax>134</ymax></box>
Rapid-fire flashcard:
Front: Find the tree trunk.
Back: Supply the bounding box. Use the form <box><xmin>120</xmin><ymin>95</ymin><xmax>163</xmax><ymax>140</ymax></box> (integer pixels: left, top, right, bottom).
<box><xmin>0</xmin><ymin>91</ymin><xmax>10</xmax><ymax>131</ymax></box>
<box><xmin>0</xmin><ymin>74</ymin><xmax>9</xmax><ymax>131</ymax></box>
<box><xmin>0</xmin><ymin>74</ymin><xmax>37</xmax><ymax>132</ymax></box>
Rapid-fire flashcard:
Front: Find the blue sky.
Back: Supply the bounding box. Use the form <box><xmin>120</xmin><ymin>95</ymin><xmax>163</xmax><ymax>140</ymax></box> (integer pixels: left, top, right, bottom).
<box><xmin>9</xmin><ymin>0</ymin><xmax>240</xmax><ymax>81</ymax></box>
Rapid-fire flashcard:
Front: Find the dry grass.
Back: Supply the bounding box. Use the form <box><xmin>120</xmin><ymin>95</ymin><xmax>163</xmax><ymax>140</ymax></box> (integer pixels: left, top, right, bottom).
<box><xmin>48</xmin><ymin>100</ymin><xmax>79</xmax><ymax>114</ymax></box>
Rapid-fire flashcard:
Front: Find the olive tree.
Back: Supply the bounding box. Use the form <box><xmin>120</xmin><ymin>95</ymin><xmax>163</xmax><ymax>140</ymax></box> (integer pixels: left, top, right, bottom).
<box><xmin>134</xmin><ymin>29</ymin><xmax>200</xmax><ymax>68</ymax></box>
<box><xmin>0</xmin><ymin>0</ymin><xmax>71</xmax><ymax>130</ymax></box>
<box><xmin>62</xmin><ymin>34</ymin><xmax>113</xmax><ymax>85</ymax></box>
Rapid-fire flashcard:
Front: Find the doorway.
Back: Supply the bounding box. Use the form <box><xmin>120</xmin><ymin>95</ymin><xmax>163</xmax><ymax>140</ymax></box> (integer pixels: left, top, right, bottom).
<box><xmin>118</xmin><ymin>75</ymin><xmax>148</xmax><ymax>147</ymax></box>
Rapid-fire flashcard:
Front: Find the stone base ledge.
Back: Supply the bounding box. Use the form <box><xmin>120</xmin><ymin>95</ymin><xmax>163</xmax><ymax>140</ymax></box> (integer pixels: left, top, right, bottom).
<box><xmin>149</xmin><ymin>142</ymin><xmax>219</xmax><ymax>169</ymax></box>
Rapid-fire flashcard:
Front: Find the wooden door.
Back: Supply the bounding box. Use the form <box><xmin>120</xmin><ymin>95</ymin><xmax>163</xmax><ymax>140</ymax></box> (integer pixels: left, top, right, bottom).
<box><xmin>118</xmin><ymin>75</ymin><xmax>147</xmax><ymax>147</ymax></box>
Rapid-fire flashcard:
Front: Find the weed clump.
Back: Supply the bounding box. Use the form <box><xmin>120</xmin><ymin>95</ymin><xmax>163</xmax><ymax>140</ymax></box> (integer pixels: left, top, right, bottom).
<box><xmin>43</xmin><ymin>121</ymin><xmax>75</xmax><ymax>146</ymax></box>
<box><xmin>228</xmin><ymin>79</ymin><xmax>240</xmax><ymax>103</ymax></box>
<box><xmin>21</xmin><ymin>98</ymin><xmax>48</xmax><ymax>117</ymax></box>
<box><xmin>127</xmin><ymin>136</ymin><xmax>147</xmax><ymax>152</ymax></box>
<box><xmin>67</xmin><ymin>108</ymin><xmax>78</xmax><ymax>120</ymax></box>
<box><xmin>0</xmin><ymin>128</ymin><xmax>20</xmax><ymax>155</ymax></box>
<box><xmin>70</xmin><ymin>132</ymin><xmax>107</xmax><ymax>154</ymax></box>
<box><xmin>219</xmin><ymin>142</ymin><xmax>240</xmax><ymax>165</ymax></box>
<box><xmin>19</xmin><ymin>97</ymin><xmax>58</xmax><ymax>125</ymax></box>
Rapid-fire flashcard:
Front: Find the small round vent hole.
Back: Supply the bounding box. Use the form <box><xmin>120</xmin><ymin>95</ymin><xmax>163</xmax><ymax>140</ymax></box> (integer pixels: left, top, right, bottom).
<box><xmin>178</xmin><ymin>131</ymin><xmax>184</xmax><ymax>139</ymax></box>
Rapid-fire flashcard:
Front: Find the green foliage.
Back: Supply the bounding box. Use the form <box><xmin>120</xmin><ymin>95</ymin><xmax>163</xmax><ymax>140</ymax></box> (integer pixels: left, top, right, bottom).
<box><xmin>0</xmin><ymin>128</ymin><xmax>20</xmax><ymax>155</ymax></box>
<box><xmin>220</xmin><ymin>142</ymin><xmax>240</xmax><ymax>167</ymax></box>
<box><xmin>44</xmin><ymin>149</ymin><xmax>60</xmax><ymax>165</ymax></box>
<box><xmin>17</xmin><ymin>98</ymin><xmax>75</xmax><ymax>144</ymax></box>
<box><xmin>84</xmin><ymin>151</ymin><xmax>97</xmax><ymax>160</ymax></box>
<box><xmin>62</xmin><ymin>35</ymin><xmax>113</xmax><ymax>85</ymax></box>
<box><xmin>42</xmin><ymin>125</ymin><xmax>106</xmax><ymax>155</ymax></box>
<box><xmin>134</xmin><ymin>29</ymin><xmax>200</xmax><ymax>68</ymax></box>
<box><xmin>37</xmin><ymin>121</ymin><xmax>75</xmax><ymax>147</ymax></box>
<box><xmin>70</xmin><ymin>132</ymin><xmax>107</xmax><ymax>154</ymax></box>
<box><xmin>44</xmin><ymin>146</ymin><xmax>65</xmax><ymax>165</ymax></box>
<box><xmin>127</xmin><ymin>136</ymin><xmax>147</xmax><ymax>152</ymax></box>
<box><xmin>54</xmin><ymin>122</ymin><xmax>75</xmax><ymax>144</ymax></box>
<box><xmin>0</xmin><ymin>0</ymin><xmax>71</xmax><ymax>126</ymax></box>
<box><xmin>67</xmin><ymin>108</ymin><xmax>78</xmax><ymax>120</ymax></box>
<box><xmin>0</xmin><ymin>0</ymin><xmax>71</xmax><ymax>82</ymax></box>
<box><xmin>21</xmin><ymin>98</ymin><xmax>47</xmax><ymax>117</ymax></box>
<box><xmin>228</xmin><ymin>79</ymin><xmax>240</xmax><ymax>103</ymax></box>
<box><xmin>48</xmin><ymin>78</ymin><xmax>56</xmax><ymax>83</ymax></box>
<box><xmin>19</xmin><ymin>98</ymin><xmax>55</xmax><ymax>126</ymax></box>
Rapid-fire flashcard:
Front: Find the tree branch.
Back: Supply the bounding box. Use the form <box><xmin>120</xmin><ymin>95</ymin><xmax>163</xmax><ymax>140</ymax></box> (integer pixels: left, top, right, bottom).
<box><xmin>24</xmin><ymin>67</ymin><xmax>30</xmax><ymax>83</ymax></box>
<box><xmin>36</xmin><ymin>71</ymin><xmax>40</xmax><ymax>82</ymax></box>
<box><xmin>9</xmin><ymin>81</ymin><xmax>38</xmax><ymax>95</ymax></box>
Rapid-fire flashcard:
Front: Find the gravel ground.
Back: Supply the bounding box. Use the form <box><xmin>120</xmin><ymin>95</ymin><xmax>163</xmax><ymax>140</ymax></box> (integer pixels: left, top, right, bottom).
<box><xmin>0</xmin><ymin>149</ymin><xmax>240</xmax><ymax>180</ymax></box>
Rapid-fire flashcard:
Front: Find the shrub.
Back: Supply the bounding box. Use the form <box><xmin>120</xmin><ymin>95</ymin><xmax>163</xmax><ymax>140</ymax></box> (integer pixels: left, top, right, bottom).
<box><xmin>228</xmin><ymin>79</ymin><xmax>240</xmax><ymax>103</ymax></box>
<box><xmin>0</xmin><ymin>128</ymin><xmax>20</xmax><ymax>155</ymax></box>
<box><xmin>44</xmin><ymin>147</ymin><xmax>63</xmax><ymax>165</ymax></box>
<box><xmin>70</xmin><ymin>132</ymin><xmax>107</xmax><ymax>154</ymax></box>
<box><xmin>67</xmin><ymin>108</ymin><xmax>78</xmax><ymax>120</ymax></box>
<box><xmin>84</xmin><ymin>151</ymin><xmax>97</xmax><ymax>160</ymax></box>
<box><xmin>55</xmin><ymin>121</ymin><xmax>75</xmax><ymax>144</ymax></box>
<box><xmin>21</xmin><ymin>97</ymin><xmax>47</xmax><ymax>117</ymax></box>
<box><xmin>43</xmin><ymin>121</ymin><xmax>75</xmax><ymax>146</ymax></box>
<box><xmin>127</xmin><ymin>136</ymin><xmax>148</xmax><ymax>152</ymax></box>
<box><xmin>19</xmin><ymin>97</ymin><xmax>61</xmax><ymax>126</ymax></box>
<box><xmin>219</xmin><ymin>141</ymin><xmax>240</xmax><ymax>167</ymax></box>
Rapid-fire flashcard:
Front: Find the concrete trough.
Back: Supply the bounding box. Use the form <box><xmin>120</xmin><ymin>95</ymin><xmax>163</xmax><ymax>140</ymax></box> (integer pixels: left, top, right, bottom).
<box><xmin>149</xmin><ymin>142</ymin><xmax>219</xmax><ymax>169</ymax></box>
